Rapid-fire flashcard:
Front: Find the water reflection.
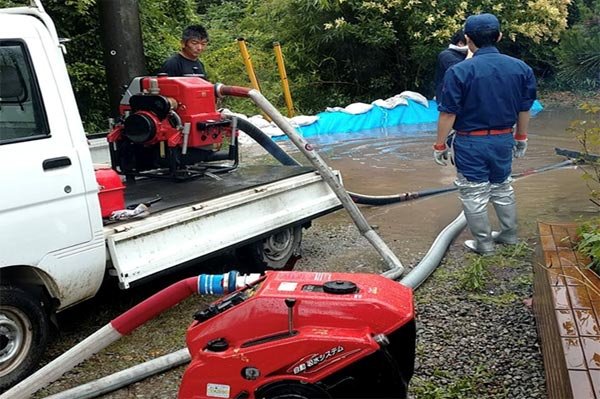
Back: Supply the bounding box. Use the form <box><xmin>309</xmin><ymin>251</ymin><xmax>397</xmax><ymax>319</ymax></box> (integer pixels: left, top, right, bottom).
<box><xmin>269</xmin><ymin>106</ymin><xmax>585</xmax><ymax>169</ymax></box>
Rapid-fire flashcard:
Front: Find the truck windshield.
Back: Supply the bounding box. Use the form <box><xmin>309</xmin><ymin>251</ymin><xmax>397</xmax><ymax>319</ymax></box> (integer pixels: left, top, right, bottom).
<box><xmin>0</xmin><ymin>40</ymin><xmax>49</xmax><ymax>144</ymax></box>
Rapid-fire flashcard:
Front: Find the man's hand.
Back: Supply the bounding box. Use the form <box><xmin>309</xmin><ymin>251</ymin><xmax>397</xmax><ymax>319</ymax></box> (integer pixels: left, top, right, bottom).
<box><xmin>513</xmin><ymin>135</ymin><xmax>528</xmax><ymax>158</ymax></box>
<box><xmin>433</xmin><ymin>143</ymin><xmax>449</xmax><ymax>166</ymax></box>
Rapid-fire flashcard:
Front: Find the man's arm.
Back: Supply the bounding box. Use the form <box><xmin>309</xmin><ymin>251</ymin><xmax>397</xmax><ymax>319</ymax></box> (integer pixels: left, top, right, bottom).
<box><xmin>436</xmin><ymin>112</ymin><xmax>456</xmax><ymax>147</ymax></box>
<box><xmin>433</xmin><ymin>111</ymin><xmax>456</xmax><ymax>165</ymax></box>
<box><xmin>513</xmin><ymin>110</ymin><xmax>530</xmax><ymax>158</ymax></box>
<box><xmin>515</xmin><ymin>110</ymin><xmax>530</xmax><ymax>139</ymax></box>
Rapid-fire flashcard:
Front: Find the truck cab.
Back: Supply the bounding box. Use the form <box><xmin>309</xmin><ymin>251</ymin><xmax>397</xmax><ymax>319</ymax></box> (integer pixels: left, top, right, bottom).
<box><xmin>0</xmin><ymin>7</ymin><xmax>108</xmax><ymax>389</ymax></box>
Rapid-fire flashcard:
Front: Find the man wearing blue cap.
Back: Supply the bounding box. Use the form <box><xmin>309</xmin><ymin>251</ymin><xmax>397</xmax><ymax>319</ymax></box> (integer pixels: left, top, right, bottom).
<box><xmin>433</xmin><ymin>13</ymin><xmax>536</xmax><ymax>255</ymax></box>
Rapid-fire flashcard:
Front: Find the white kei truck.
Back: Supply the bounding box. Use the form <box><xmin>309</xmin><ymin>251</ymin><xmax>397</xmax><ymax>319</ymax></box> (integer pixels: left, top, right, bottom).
<box><xmin>0</xmin><ymin>4</ymin><xmax>341</xmax><ymax>389</ymax></box>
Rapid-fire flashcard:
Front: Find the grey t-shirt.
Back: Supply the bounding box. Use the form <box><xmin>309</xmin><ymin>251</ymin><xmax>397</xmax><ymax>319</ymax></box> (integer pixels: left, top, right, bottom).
<box><xmin>158</xmin><ymin>54</ymin><xmax>206</xmax><ymax>78</ymax></box>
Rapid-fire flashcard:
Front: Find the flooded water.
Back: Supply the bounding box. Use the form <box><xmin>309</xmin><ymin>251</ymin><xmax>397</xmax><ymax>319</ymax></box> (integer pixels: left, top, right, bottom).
<box><xmin>243</xmin><ymin>105</ymin><xmax>598</xmax><ymax>269</ymax></box>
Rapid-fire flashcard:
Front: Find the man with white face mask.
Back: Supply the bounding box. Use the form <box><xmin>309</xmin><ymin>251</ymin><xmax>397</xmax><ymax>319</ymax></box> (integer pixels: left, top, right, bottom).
<box><xmin>433</xmin><ymin>29</ymin><xmax>468</xmax><ymax>102</ymax></box>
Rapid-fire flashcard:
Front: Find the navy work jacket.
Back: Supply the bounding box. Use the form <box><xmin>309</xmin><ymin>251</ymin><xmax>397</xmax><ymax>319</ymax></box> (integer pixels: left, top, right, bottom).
<box><xmin>438</xmin><ymin>46</ymin><xmax>536</xmax><ymax>132</ymax></box>
<box><xmin>434</xmin><ymin>48</ymin><xmax>466</xmax><ymax>101</ymax></box>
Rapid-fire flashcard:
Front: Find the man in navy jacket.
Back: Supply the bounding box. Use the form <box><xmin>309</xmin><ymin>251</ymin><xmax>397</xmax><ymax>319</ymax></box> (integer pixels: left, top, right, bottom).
<box><xmin>434</xmin><ymin>29</ymin><xmax>468</xmax><ymax>102</ymax></box>
<box><xmin>433</xmin><ymin>13</ymin><xmax>536</xmax><ymax>254</ymax></box>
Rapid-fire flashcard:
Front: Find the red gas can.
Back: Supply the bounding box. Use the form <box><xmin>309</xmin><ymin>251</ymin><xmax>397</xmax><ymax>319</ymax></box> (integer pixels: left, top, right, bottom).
<box><xmin>94</xmin><ymin>166</ymin><xmax>125</xmax><ymax>218</ymax></box>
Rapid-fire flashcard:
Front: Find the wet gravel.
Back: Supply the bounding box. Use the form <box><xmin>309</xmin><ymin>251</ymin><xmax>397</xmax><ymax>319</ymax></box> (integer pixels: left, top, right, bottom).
<box><xmin>301</xmin><ymin>221</ymin><xmax>547</xmax><ymax>399</ymax></box>
<box><xmin>408</xmin><ymin>244</ymin><xmax>546</xmax><ymax>398</ymax></box>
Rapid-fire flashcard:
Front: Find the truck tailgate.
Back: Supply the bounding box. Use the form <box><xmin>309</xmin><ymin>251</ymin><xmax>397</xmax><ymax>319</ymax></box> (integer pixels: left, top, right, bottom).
<box><xmin>103</xmin><ymin>166</ymin><xmax>342</xmax><ymax>288</ymax></box>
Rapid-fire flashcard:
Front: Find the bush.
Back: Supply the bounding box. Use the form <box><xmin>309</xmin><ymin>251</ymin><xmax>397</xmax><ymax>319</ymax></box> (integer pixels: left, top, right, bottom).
<box><xmin>568</xmin><ymin>103</ymin><xmax>600</xmax><ymax>201</ymax></box>
<box><xmin>576</xmin><ymin>218</ymin><xmax>600</xmax><ymax>273</ymax></box>
<box><xmin>571</xmin><ymin>102</ymin><xmax>600</xmax><ymax>273</ymax></box>
<box><xmin>555</xmin><ymin>25</ymin><xmax>600</xmax><ymax>90</ymax></box>
<box><xmin>555</xmin><ymin>0</ymin><xmax>600</xmax><ymax>90</ymax></box>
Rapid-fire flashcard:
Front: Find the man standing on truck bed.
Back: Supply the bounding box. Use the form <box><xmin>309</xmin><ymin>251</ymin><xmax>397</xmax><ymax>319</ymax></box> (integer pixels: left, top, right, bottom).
<box><xmin>433</xmin><ymin>13</ymin><xmax>536</xmax><ymax>255</ymax></box>
<box><xmin>159</xmin><ymin>25</ymin><xmax>208</xmax><ymax>77</ymax></box>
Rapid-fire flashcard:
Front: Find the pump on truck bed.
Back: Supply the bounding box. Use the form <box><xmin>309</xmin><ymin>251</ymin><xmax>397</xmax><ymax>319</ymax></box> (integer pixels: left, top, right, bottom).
<box><xmin>0</xmin><ymin>2</ymin><xmax>342</xmax><ymax>389</ymax></box>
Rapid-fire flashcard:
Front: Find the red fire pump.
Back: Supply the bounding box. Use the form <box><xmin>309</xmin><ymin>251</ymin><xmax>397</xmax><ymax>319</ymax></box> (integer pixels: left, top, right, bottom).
<box><xmin>107</xmin><ymin>75</ymin><xmax>237</xmax><ymax>180</ymax></box>
<box><xmin>180</xmin><ymin>271</ymin><xmax>416</xmax><ymax>399</ymax></box>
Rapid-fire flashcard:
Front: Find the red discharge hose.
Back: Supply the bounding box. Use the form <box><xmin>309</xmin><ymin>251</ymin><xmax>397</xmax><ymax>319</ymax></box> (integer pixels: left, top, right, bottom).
<box><xmin>1</xmin><ymin>276</ymin><xmax>199</xmax><ymax>399</ymax></box>
<box><xmin>215</xmin><ymin>84</ymin><xmax>251</xmax><ymax>98</ymax></box>
<box><xmin>111</xmin><ymin>276</ymin><xmax>198</xmax><ymax>335</ymax></box>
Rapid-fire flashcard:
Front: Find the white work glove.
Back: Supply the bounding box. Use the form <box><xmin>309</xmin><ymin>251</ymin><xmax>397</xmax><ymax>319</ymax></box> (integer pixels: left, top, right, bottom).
<box><xmin>433</xmin><ymin>144</ymin><xmax>449</xmax><ymax>166</ymax></box>
<box><xmin>513</xmin><ymin>138</ymin><xmax>528</xmax><ymax>158</ymax></box>
<box><xmin>109</xmin><ymin>203</ymin><xmax>149</xmax><ymax>221</ymax></box>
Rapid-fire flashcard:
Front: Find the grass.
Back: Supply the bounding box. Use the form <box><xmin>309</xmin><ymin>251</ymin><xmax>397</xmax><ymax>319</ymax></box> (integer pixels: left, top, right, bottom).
<box><xmin>468</xmin><ymin>291</ymin><xmax>519</xmax><ymax>305</ymax></box>
<box><xmin>411</xmin><ymin>365</ymin><xmax>498</xmax><ymax>399</ymax></box>
<box><xmin>459</xmin><ymin>242</ymin><xmax>533</xmax><ymax>293</ymax></box>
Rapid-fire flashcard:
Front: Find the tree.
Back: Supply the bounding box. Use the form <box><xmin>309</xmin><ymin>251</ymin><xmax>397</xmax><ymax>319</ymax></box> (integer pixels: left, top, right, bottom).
<box><xmin>206</xmin><ymin>0</ymin><xmax>571</xmax><ymax>113</ymax></box>
<box><xmin>555</xmin><ymin>0</ymin><xmax>600</xmax><ymax>90</ymax></box>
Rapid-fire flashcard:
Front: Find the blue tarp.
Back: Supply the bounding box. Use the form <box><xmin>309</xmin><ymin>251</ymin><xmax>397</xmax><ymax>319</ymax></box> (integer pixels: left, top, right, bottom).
<box><xmin>292</xmin><ymin>99</ymin><xmax>544</xmax><ymax>139</ymax></box>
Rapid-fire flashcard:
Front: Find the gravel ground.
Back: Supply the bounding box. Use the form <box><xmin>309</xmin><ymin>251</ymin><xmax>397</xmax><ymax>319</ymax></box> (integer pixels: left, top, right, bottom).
<box><xmin>409</xmin><ymin>243</ymin><xmax>546</xmax><ymax>398</ymax></box>
<box><xmin>301</xmin><ymin>222</ymin><xmax>547</xmax><ymax>399</ymax></box>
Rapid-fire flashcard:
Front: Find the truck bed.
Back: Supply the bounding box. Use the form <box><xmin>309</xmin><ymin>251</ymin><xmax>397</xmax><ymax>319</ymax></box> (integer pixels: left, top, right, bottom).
<box><xmin>123</xmin><ymin>165</ymin><xmax>316</xmax><ymax>214</ymax></box>
<box><xmin>103</xmin><ymin>165</ymin><xmax>342</xmax><ymax>288</ymax></box>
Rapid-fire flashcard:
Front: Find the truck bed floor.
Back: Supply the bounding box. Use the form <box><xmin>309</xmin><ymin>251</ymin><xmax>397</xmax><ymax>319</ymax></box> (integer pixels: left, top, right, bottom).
<box><xmin>123</xmin><ymin>165</ymin><xmax>315</xmax><ymax>213</ymax></box>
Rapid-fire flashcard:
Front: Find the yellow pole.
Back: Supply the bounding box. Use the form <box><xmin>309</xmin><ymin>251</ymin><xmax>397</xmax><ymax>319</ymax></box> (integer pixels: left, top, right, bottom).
<box><xmin>273</xmin><ymin>42</ymin><xmax>295</xmax><ymax>117</ymax></box>
<box><xmin>237</xmin><ymin>38</ymin><xmax>271</xmax><ymax>121</ymax></box>
<box><xmin>237</xmin><ymin>38</ymin><xmax>260</xmax><ymax>92</ymax></box>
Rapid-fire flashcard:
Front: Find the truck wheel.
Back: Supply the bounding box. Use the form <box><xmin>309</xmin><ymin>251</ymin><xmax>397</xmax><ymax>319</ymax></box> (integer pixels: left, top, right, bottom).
<box><xmin>238</xmin><ymin>226</ymin><xmax>302</xmax><ymax>271</ymax></box>
<box><xmin>0</xmin><ymin>286</ymin><xmax>49</xmax><ymax>391</ymax></box>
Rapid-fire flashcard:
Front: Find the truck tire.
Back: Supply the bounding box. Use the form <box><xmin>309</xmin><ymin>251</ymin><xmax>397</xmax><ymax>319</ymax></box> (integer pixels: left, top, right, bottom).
<box><xmin>238</xmin><ymin>226</ymin><xmax>303</xmax><ymax>271</ymax></box>
<box><xmin>0</xmin><ymin>286</ymin><xmax>49</xmax><ymax>391</ymax></box>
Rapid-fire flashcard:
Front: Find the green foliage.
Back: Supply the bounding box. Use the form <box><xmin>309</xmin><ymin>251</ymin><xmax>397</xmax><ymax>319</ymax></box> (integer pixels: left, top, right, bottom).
<box><xmin>0</xmin><ymin>0</ymin><xmax>26</xmax><ymax>7</ymax></box>
<box><xmin>555</xmin><ymin>29</ymin><xmax>600</xmax><ymax>89</ymax></box>
<box><xmin>221</xmin><ymin>0</ymin><xmax>572</xmax><ymax>112</ymax></box>
<box><xmin>554</xmin><ymin>0</ymin><xmax>600</xmax><ymax>90</ymax></box>
<box><xmin>411</xmin><ymin>365</ymin><xmax>494</xmax><ymax>398</ymax></box>
<box><xmin>460</xmin><ymin>254</ymin><xmax>489</xmax><ymax>292</ymax></box>
<box><xmin>577</xmin><ymin>218</ymin><xmax>600</xmax><ymax>273</ymax></box>
<box><xmin>568</xmin><ymin>103</ymin><xmax>600</xmax><ymax>200</ymax></box>
<box><xmin>1</xmin><ymin>0</ymin><xmax>583</xmax><ymax>128</ymax></box>
<box><xmin>497</xmin><ymin>241</ymin><xmax>532</xmax><ymax>259</ymax></box>
<box><xmin>469</xmin><ymin>291</ymin><xmax>519</xmax><ymax>305</ymax></box>
<box><xmin>460</xmin><ymin>242</ymin><xmax>533</xmax><ymax>292</ymax></box>
<box><xmin>199</xmin><ymin>1</ymin><xmax>288</xmax><ymax>115</ymax></box>
<box><xmin>571</xmin><ymin>102</ymin><xmax>600</xmax><ymax>274</ymax></box>
<box><xmin>42</xmin><ymin>0</ymin><xmax>108</xmax><ymax>132</ymax></box>
<box><xmin>139</xmin><ymin>0</ymin><xmax>199</xmax><ymax>74</ymax></box>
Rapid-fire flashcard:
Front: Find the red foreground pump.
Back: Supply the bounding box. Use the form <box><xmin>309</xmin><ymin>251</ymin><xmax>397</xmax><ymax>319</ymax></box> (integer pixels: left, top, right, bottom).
<box><xmin>180</xmin><ymin>271</ymin><xmax>416</xmax><ymax>399</ymax></box>
<box><xmin>107</xmin><ymin>75</ymin><xmax>236</xmax><ymax>180</ymax></box>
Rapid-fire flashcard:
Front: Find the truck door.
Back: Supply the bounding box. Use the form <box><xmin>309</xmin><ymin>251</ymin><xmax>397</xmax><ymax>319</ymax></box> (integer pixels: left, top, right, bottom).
<box><xmin>0</xmin><ymin>39</ymin><xmax>95</xmax><ymax>267</ymax></box>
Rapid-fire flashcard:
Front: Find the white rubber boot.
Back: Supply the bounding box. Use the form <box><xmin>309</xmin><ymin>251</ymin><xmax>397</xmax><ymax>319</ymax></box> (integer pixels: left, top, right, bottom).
<box><xmin>490</xmin><ymin>179</ymin><xmax>518</xmax><ymax>245</ymax></box>
<box><xmin>463</xmin><ymin>210</ymin><xmax>495</xmax><ymax>255</ymax></box>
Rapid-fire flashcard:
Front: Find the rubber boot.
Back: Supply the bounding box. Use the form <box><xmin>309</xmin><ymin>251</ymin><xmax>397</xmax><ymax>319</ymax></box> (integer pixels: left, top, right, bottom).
<box><xmin>463</xmin><ymin>210</ymin><xmax>495</xmax><ymax>255</ymax></box>
<box><xmin>491</xmin><ymin>203</ymin><xmax>518</xmax><ymax>244</ymax></box>
<box><xmin>490</xmin><ymin>181</ymin><xmax>518</xmax><ymax>245</ymax></box>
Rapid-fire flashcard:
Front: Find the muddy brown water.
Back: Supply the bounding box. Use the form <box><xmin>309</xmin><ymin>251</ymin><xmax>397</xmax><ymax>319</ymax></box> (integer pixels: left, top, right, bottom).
<box><xmin>286</xmin><ymin>106</ymin><xmax>597</xmax><ymax>270</ymax></box>
<box><xmin>33</xmin><ymin>105</ymin><xmax>598</xmax><ymax>398</ymax></box>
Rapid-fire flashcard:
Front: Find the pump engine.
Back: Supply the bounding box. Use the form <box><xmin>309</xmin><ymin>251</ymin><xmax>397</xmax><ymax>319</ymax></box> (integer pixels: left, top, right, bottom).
<box><xmin>107</xmin><ymin>75</ymin><xmax>236</xmax><ymax>180</ymax></box>
<box><xmin>180</xmin><ymin>271</ymin><xmax>416</xmax><ymax>399</ymax></box>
